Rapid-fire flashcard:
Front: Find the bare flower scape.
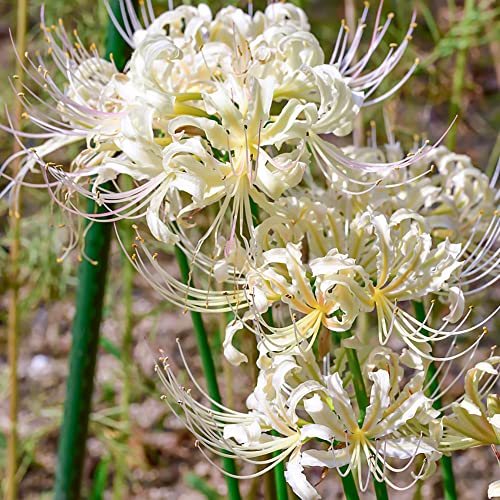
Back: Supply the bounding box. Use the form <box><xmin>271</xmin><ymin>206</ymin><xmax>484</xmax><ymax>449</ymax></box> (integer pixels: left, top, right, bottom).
<box><xmin>1</xmin><ymin>0</ymin><xmax>499</xmax><ymax>498</ymax></box>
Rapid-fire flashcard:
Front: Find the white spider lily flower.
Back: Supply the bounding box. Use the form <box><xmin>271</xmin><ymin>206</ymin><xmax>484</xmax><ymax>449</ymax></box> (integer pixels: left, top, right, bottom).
<box><xmin>233</xmin><ymin>210</ymin><xmax>467</xmax><ymax>359</ymax></box>
<box><xmin>3</xmin><ymin>1</ymin><xmax>425</xmax><ymax>259</ymax></box>
<box><xmin>300</xmin><ymin>370</ymin><xmax>440</xmax><ymax>493</ymax></box>
<box><xmin>0</xmin><ymin>11</ymin><xmax>127</xmax><ymax>199</ymax></box>
<box><xmin>263</xmin><ymin>3</ymin><xmax>310</xmax><ymax>31</ymax></box>
<box><xmin>222</xmin><ymin>241</ymin><xmax>373</xmax><ymax>362</ymax></box>
<box><xmin>157</xmin><ymin>341</ymin><xmax>440</xmax><ymax>499</ymax></box>
<box><xmin>338</xmin><ymin>142</ymin><xmax>500</xmax><ymax>297</ymax></box>
<box><xmin>155</xmin><ymin>342</ymin><xmax>324</xmax><ymax>487</ymax></box>
<box><xmin>440</xmin><ymin>357</ymin><xmax>500</xmax><ymax>451</ymax></box>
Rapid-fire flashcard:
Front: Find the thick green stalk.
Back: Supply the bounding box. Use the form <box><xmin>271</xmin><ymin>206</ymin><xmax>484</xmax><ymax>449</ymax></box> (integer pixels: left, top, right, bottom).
<box><xmin>342</xmin><ymin>335</ymin><xmax>389</xmax><ymax>500</ymax></box>
<box><xmin>54</xmin><ymin>3</ymin><xmax>130</xmax><ymax>499</ymax></box>
<box><xmin>174</xmin><ymin>246</ymin><xmax>241</xmax><ymax>500</ymax></box>
<box><xmin>413</xmin><ymin>302</ymin><xmax>457</xmax><ymax>500</ymax></box>
<box><xmin>54</xmin><ymin>205</ymin><xmax>113</xmax><ymax>500</ymax></box>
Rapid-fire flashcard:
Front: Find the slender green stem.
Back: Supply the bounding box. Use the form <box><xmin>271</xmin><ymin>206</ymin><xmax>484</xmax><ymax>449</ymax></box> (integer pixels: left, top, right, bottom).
<box><xmin>341</xmin><ymin>334</ymin><xmax>389</xmax><ymax>500</ymax></box>
<box><xmin>327</xmin><ymin>335</ymin><xmax>360</xmax><ymax>500</ymax></box>
<box><xmin>252</xmin><ymin>202</ymin><xmax>289</xmax><ymax>500</ymax></box>
<box><xmin>54</xmin><ymin>3</ymin><xmax>131</xmax><ymax>499</ymax></box>
<box><xmin>343</xmin><ymin>347</ymin><xmax>369</xmax><ymax>421</ymax></box>
<box><xmin>174</xmin><ymin>246</ymin><xmax>241</xmax><ymax>500</ymax></box>
<box><xmin>413</xmin><ymin>302</ymin><xmax>457</xmax><ymax>500</ymax></box>
<box><xmin>269</xmin><ymin>429</ymin><xmax>288</xmax><ymax>500</ymax></box>
<box><xmin>340</xmin><ymin>469</ymin><xmax>360</xmax><ymax>500</ymax></box>
<box><xmin>260</xmin><ymin>310</ymin><xmax>288</xmax><ymax>500</ymax></box>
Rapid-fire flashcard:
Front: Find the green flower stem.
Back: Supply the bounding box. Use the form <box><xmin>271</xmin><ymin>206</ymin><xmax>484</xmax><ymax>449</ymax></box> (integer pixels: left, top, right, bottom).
<box><xmin>273</xmin><ymin>460</ymin><xmax>288</xmax><ymax>500</ymax></box>
<box><xmin>339</xmin><ymin>469</ymin><xmax>360</xmax><ymax>500</ymax></box>
<box><xmin>413</xmin><ymin>301</ymin><xmax>457</xmax><ymax>500</ymax></box>
<box><xmin>54</xmin><ymin>206</ymin><xmax>113</xmax><ymax>500</ymax></box>
<box><xmin>261</xmin><ymin>311</ymin><xmax>288</xmax><ymax>500</ymax></box>
<box><xmin>327</xmin><ymin>335</ymin><xmax>360</xmax><ymax>500</ymax></box>
<box><xmin>341</xmin><ymin>334</ymin><xmax>389</xmax><ymax>500</ymax></box>
<box><xmin>343</xmin><ymin>347</ymin><xmax>369</xmax><ymax>421</ymax></box>
<box><xmin>174</xmin><ymin>246</ymin><xmax>241</xmax><ymax>500</ymax></box>
<box><xmin>54</xmin><ymin>3</ymin><xmax>131</xmax><ymax>499</ymax></box>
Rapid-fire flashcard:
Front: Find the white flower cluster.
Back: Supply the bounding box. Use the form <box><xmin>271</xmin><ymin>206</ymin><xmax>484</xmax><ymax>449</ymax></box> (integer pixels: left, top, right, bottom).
<box><xmin>2</xmin><ymin>1</ymin><xmax>499</xmax><ymax>497</ymax></box>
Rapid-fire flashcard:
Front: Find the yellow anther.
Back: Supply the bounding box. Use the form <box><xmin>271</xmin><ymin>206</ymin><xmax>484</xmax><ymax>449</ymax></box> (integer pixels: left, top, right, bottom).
<box><xmin>56</xmin><ymin>257</ymin><xmax>63</xmax><ymax>264</ymax></box>
<box><xmin>388</xmin><ymin>12</ymin><xmax>395</xmax><ymax>19</ymax></box>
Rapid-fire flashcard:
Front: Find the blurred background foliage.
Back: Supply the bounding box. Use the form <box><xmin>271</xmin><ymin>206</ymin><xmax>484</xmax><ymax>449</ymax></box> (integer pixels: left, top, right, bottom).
<box><xmin>0</xmin><ymin>0</ymin><xmax>499</xmax><ymax>498</ymax></box>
